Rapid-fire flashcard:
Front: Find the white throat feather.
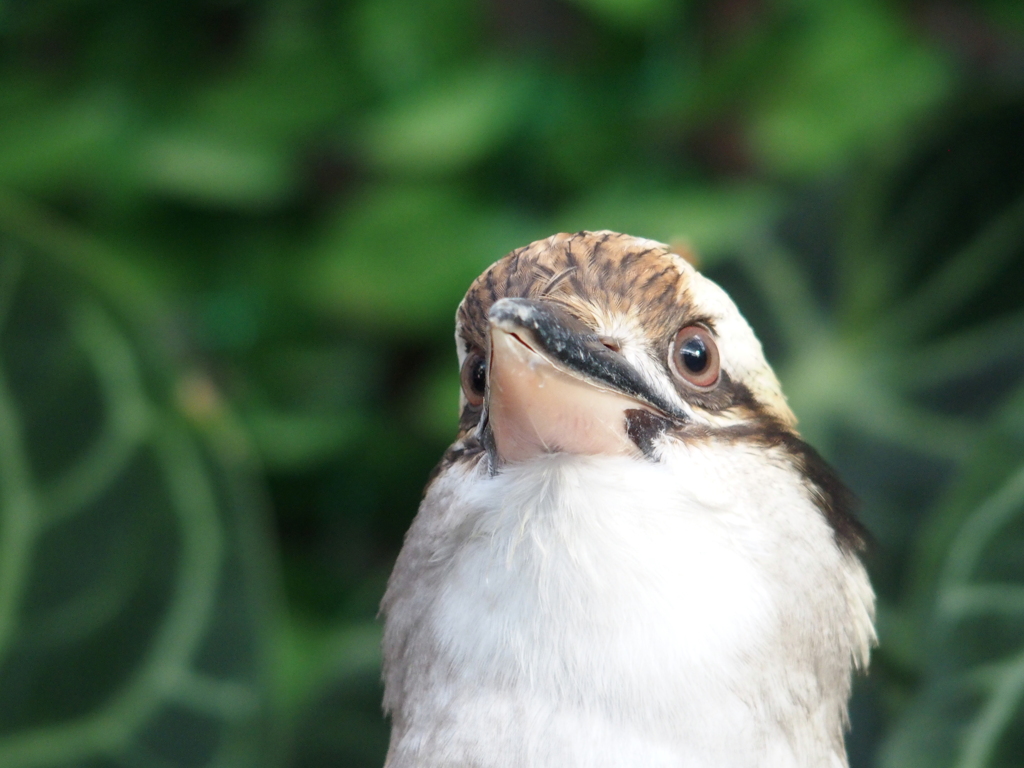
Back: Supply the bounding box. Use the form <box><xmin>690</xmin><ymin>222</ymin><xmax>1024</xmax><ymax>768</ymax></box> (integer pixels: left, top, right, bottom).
<box><xmin>382</xmin><ymin>442</ymin><xmax>874</xmax><ymax>768</ymax></box>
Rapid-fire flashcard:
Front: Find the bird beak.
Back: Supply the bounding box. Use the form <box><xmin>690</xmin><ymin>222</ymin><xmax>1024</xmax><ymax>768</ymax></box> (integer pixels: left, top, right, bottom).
<box><xmin>484</xmin><ymin>298</ymin><xmax>685</xmax><ymax>463</ymax></box>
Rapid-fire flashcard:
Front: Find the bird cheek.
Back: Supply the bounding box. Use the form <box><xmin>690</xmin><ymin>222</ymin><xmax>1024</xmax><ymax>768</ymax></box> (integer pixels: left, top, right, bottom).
<box><xmin>487</xmin><ymin>329</ymin><xmax>640</xmax><ymax>463</ymax></box>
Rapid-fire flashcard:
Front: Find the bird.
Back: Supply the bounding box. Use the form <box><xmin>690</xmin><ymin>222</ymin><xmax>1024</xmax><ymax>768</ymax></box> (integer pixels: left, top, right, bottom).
<box><xmin>380</xmin><ymin>231</ymin><xmax>876</xmax><ymax>767</ymax></box>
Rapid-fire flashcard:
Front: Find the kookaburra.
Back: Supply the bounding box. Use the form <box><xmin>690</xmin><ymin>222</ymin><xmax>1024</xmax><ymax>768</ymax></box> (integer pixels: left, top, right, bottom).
<box><xmin>381</xmin><ymin>231</ymin><xmax>876</xmax><ymax>767</ymax></box>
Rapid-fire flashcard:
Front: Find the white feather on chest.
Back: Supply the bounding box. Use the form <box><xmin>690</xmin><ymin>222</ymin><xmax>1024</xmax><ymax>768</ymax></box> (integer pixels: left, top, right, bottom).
<box><xmin>381</xmin><ymin>443</ymin><xmax>874</xmax><ymax>768</ymax></box>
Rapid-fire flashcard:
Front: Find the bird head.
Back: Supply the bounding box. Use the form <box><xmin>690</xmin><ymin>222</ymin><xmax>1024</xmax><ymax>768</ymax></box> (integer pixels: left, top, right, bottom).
<box><xmin>451</xmin><ymin>230</ymin><xmax>797</xmax><ymax>467</ymax></box>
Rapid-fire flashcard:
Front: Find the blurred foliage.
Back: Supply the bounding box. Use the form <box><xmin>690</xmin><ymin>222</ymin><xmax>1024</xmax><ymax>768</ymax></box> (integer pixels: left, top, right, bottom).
<box><xmin>0</xmin><ymin>0</ymin><xmax>1022</xmax><ymax>766</ymax></box>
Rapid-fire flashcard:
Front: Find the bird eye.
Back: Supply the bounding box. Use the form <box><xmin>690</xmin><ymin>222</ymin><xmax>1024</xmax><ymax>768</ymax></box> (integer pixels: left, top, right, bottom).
<box><xmin>460</xmin><ymin>352</ymin><xmax>487</xmax><ymax>406</ymax></box>
<box><xmin>670</xmin><ymin>326</ymin><xmax>720</xmax><ymax>388</ymax></box>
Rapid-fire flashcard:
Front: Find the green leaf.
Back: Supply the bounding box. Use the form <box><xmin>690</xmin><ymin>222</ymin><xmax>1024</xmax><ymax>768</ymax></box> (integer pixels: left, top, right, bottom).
<box><xmin>362</xmin><ymin>64</ymin><xmax>533</xmax><ymax>174</ymax></box>
<box><xmin>301</xmin><ymin>183</ymin><xmax>539</xmax><ymax>330</ymax></box>
<box><xmin>243</xmin><ymin>409</ymin><xmax>365</xmax><ymax>471</ymax></box>
<box><xmin>749</xmin><ymin>0</ymin><xmax>952</xmax><ymax>176</ymax></box>
<box><xmin>981</xmin><ymin>0</ymin><xmax>1024</xmax><ymax>38</ymax></box>
<box><xmin>407</xmin><ymin>362</ymin><xmax>460</xmax><ymax>442</ymax></box>
<box><xmin>0</xmin><ymin>85</ymin><xmax>130</xmax><ymax>192</ymax></box>
<box><xmin>276</xmin><ymin>618</ymin><xmax>382</xmax><ymax>714</ymax></box>
<box><xmin>133</xmin><ymin>130</ymin><xmax>294</xmax><ymax>208</ymax></box>
<box><xmin>237</xmin><ymin>345</ymin><xmax>377</xmax><ymax>470</ymax></box>
<box><xmin>0</xmin><ymin>227</ymin><xmax>282</xmax><ymax>767</ymax></box>
<box><xmin>881</xmin><ymin>390</ymin><xmax>1024</xmax><ymax>768</ymax></box>
<box><xmin>564</xmin><ymin>0</ymin><xmax>677</xmax><ymax>28</ymax></box>
<box><xmin>350</xmin><ymin>0</ymin><xmax>480</xmax><ymax>92</ymax></box>
<box><xmin>184</xmin><ymin>41</ymin><xmax>352</xmax><ymax>147</ymax></box>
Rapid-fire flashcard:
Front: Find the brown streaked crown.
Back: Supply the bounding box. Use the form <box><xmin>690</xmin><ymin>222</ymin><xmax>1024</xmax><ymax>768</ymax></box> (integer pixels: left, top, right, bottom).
<box><xmin>457</xmin><ymin>231</ymin><xmax>696</xmax><ymax>358</ymax></box>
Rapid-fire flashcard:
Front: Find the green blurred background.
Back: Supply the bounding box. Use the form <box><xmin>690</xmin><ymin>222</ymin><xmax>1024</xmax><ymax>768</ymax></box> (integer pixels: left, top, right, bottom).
<box><xmin>0</xmin><ymin>0</ymin><xmax>1023</xmax><ymax>766</ymax></box>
